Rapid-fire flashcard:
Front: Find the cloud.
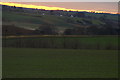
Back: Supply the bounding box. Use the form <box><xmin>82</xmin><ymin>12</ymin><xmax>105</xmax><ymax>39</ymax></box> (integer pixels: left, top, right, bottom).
<box><xmin>1</xmin><ymin>0</ymin><xmax>119</xmax><ymax>2</ymax></box>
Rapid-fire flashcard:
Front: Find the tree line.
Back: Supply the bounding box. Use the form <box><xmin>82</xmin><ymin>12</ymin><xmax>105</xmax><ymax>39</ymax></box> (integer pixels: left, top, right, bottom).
<box><xmin>2</xmin><ymin>23</ymin><xmax>119</xmax><ymax>36</ymax></box>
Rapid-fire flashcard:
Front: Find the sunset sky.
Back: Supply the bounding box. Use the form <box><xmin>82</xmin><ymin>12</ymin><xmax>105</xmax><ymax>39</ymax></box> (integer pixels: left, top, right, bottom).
<box><xmin>0</xmin><ymin>2</ymin><xmax>118</xmax><ymax>14</ymax></box>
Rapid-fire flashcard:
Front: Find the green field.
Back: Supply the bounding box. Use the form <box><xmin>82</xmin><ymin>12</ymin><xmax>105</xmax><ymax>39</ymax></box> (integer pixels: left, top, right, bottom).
<box><xmin>2</xmin><ymin>11</ymin><xmax>76</xmax><ymax>30</ymax></box>
<box><xmin>3</xmin><ymin>48</ymin><xmax>118</xmax><ymax>78</ymax></box>
<box><xmin>3</xmin><ymin>11</ymin><xmax>106</xmax><ymax>30</ymax></box>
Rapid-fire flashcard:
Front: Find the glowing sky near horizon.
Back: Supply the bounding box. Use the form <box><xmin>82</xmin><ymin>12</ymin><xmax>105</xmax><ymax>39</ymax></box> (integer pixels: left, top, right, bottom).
<box><xmin>0</xmin><ymin>2</ymin><xmax>118</xmax><ymax>14</ymax></box>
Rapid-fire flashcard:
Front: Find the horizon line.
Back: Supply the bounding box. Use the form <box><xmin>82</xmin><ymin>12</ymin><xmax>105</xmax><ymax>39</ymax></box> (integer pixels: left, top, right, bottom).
<box><xmin>0</xmin><ymin>2</ymin><xmax>118</xmax><ymax>14</ymax></box>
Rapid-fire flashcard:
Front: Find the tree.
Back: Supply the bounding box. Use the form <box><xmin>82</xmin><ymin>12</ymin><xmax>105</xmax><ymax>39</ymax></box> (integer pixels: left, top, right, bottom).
<box><xmin>50</xmin><ymin>10</ymin><xmax>54</xmax><ymax>15</ymax></box>
<box><xmin>75</xmin><ymin>12</ymin><xmax>85</xmax><ymax>18</ymax></box>
<box><xmin>64</xmin><ymin>29</ymin><xmax>74</xmax><ymax>35</ymax></box>
<box><xmin>87</xmin><ymin>25</ymin><xmax>99</xmax><ymax>35</ymax></box>
<box><xmin>64</xmin><ymin>27</ymin><xmax>86</xmax><ymax>35</ymax></box>
<box><xmin>34</xmin><ymin>23</ymin><xmax>58</xmax><ymax>35</ymax></box>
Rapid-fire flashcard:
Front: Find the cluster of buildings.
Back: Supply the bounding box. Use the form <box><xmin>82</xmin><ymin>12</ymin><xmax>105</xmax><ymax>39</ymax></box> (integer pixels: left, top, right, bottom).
<box><xmin>2</xmin><ymin>5</ymin><xmax>86</xmax><ymax>18</ymax></box>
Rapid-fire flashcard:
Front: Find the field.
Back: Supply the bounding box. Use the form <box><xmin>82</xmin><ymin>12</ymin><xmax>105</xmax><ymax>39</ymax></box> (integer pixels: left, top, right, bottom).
<box><xmin>3</xmin><ymin>48</ymin><xmax>118</xmax><ymax>78</ymax></box>
<box><xmin>2</xmin><ymin>11</ymin><xmax>79</xmax><ymax>30</ymax></box>
<box><xmin>3</xmin><ymin>36</ymin><xmax>119</xmax><ymax>78</ymax></box>
<box><xmin>2</xmin><ymin>11</ymin><xmax>107</xmax><ymax>30</ymax></box>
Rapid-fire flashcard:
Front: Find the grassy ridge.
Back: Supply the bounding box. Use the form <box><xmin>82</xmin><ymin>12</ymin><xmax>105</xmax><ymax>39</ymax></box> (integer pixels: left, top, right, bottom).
<box><xmin>2</xmin><ymin>11</ymin><xmax>75</xmax><ymax>30</ymax></box>
<box><xmin>3</xmin><ymin>36</ymin><xmax>118</xmax><ymax>50</ymax></box>
<box><xmin>3</xmin><ymin>11</ymin><xmax>105</xmax><ymax>30</ymax></box>
<box><xmin>3</xmin><ymin>48</ymin><xmax>118</xmax><ymax>78</ymax></box>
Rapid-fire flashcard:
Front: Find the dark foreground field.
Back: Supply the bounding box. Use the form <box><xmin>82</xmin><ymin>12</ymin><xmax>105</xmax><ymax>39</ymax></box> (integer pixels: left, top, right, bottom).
<box><xmin>3</xmin><ymin>48</ymin><xmax>118</xmax><ymax>78</ymax></box>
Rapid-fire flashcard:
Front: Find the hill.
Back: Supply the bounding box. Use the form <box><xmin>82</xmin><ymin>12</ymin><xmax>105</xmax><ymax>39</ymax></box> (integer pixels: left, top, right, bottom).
<box><xmin>2</xmin><ymin>25</ymin><xmax>34</xmax><ymax>36</ymax></box>
<box><xmin>2</xmin><ymin>5</ymin><xmax>119</xmax><ymax>35</ymax></box>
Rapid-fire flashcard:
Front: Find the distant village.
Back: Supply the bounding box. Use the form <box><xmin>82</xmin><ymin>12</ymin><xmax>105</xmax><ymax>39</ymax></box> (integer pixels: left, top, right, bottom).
<box><xmin>2</xmin><ymin>5</ymin><xmax>97</xmax><ymax>18</ymax></box>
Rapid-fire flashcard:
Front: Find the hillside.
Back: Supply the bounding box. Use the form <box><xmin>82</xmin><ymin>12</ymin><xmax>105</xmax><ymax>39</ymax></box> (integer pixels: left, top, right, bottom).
<box><xmin>2</xmin><ymin>5</ymin><xmax>119</xmax><ymax>35</ymax></box>
<box><xmin>2</xmin><ymin>25</ymin><xmax>34</xmax><ymax>36</ymax></box>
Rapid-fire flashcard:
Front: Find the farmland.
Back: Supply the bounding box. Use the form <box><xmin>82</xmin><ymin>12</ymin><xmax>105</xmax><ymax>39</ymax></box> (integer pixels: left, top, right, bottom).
<box><xmin>3</xmin><ymin>48</ymin><xmax>118</xmax><ymax>78</ymax></box>
<box><xmin>2</xmin><ymin>5</ymin><xmax>119</xmax><ymax>37</ymax></box>
<box><xmin>2</xmin><ymin>36</ymin><xmax>119</xmax><ymax>78</ymax></box>
<box><xmin>2</xmin><ymin>5</ymin><xmax>119</xmax><ymax>79</ymax></box>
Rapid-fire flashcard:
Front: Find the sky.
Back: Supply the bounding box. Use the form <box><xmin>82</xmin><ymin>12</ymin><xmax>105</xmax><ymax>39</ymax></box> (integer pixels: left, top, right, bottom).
<box><xmin>0</xmin><ymin>2</ymin><xmax>118</xmax><ymax>14</ymax></box>
<box><xmin>17</xmin><ymin>2</ymin><xmax>118</xmax><ymax>13</ymax></box>
<box><xmin>1</xmin><ymin>0</ymin><xmax>119</xmax><ymax>2</ymax></box>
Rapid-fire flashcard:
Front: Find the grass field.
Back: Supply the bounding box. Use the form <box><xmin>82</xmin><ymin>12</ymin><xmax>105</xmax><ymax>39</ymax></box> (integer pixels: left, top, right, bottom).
<box><xmin>2</xmin><ymin>11</ymin><xmax>76</xmax><ymax>30</ymax></box>
<box><xmin>3</xmin><ymin>48</ymin><xmax>118</xmax><ymax>78</ymax></box>
<box><xmin>3</xmin><ymin>11</ymin><xmax>106</xmax><ymax>30</ymax></box>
